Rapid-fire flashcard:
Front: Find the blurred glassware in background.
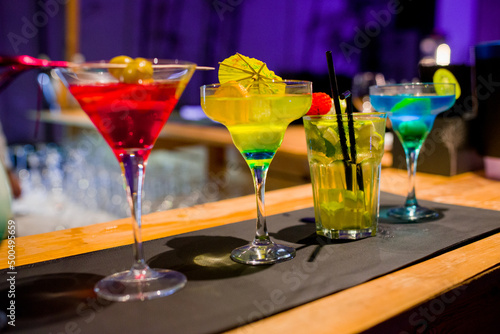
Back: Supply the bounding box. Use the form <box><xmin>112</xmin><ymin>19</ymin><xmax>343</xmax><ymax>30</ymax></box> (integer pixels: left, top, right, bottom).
<box><xmin>37</xmin><ymin>72</ymin><xmax>62</xmax><ymax>112</ymax></box>
<box><xmin>352</xmin><ymin>72</ymin><xmax>385</xmax><ymax>112</ymax></box>
<box><xmin>8</xmin><ymin>133</ymin><xmax>210</xmax><ymax>237</ymax></box>
<box><xmin>419</xmin><ymin>35</ymin><xmax>448</xmax><ymax>67</ymax></box>
<box><xmin>0</xmin><ymin>162</ymin><xmax>12</xmax><ymax>239</ymax></box>
<box><xmin>179</xmin><ymin>105</ymin><xmax>210</xmax><ymax>122</ymax></box>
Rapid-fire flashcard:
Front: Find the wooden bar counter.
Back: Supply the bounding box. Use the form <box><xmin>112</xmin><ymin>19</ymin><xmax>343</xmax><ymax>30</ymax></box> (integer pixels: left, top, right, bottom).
<box><xmin>1</xmin><ymin>167</ymin><xmax>499</xmax><ymax>333</ymax></box>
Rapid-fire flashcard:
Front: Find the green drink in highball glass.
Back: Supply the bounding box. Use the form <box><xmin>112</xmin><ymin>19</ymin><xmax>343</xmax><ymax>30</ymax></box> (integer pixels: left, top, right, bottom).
<box><xmin>201</xmin><ymin>79</ymin><xmax>312</xmax><ymax>265</ymax></box>
<box><xmin>304</xmin><ymin>113</ymin><xmax>387</xmax><ymax>239</ymax></box>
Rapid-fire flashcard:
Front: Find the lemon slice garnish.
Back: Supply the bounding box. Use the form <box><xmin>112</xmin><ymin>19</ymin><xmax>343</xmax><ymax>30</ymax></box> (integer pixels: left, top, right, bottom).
<box><xmin>433</xmin><ymin>68</ymin><xmax>461</xmax><ymax>99</ymax></box>
<box><xmin>213</xmin><ymin>81</ymin><xmax>249</xmax><ymax>97</ymax></box>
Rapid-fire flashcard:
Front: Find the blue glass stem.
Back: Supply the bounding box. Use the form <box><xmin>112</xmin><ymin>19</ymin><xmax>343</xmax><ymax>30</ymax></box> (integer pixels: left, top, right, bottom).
<box><xmin>120</xmin><ymin>152</ymin><xmax>148</xmax><ymax>273</ymax></box>
<box><xmin>251</xmin><ymin>165</ymin><xmax>271</xmax><ymax>245</ymax></box>
<box><xmin>404</xmin><ymin>147</ymin><xmax>419</xmax><ymax>208</ymax></box>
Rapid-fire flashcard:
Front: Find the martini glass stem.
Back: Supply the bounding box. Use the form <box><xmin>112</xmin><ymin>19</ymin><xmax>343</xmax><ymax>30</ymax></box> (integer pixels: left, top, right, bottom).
<box><xmin>120</xmin><ymin>152</ymin><xmax>149</xmax><ymax>274</ymax></box>
<box><xmin>404</xmin><ymin>147</ymin><xmax>420</xmax><ymax>208</ymax></box>
<box><xmin>251</xmin><ymin>165</ymin><xmax>271</xmax><ymax>245</ymax></box>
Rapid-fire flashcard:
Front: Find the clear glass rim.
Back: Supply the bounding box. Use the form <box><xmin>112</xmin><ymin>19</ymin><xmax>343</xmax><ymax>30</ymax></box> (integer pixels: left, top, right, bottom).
<box><xmin>369</xmin><ymin>82</ymin><xmax>455</xmax><ymax>88</ymax></box>
<box><xmin>66</xmin><ymin>58</ymin><xmax>197</xmax><ymax>69</ymax></box>
<box><xmin>201</xmin><ymin>79</ymin><xmax>312</xmax><ymax>89</ymax></box>
<box><xmin>369</xmin><ymin>82</ymin><xmax>456</xmax><ymax>94</ymax></box>
<box><xmin>303</xmin><ymin>112</ymin><xmax>387</xmax><ymax>121</ymax></box>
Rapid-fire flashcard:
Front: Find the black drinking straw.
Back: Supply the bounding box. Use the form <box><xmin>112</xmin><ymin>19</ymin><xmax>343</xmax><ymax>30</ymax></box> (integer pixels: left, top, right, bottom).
<box><xmin>326</xmin><ymin>51</ymin><xmax>352</xmax><ymax>190</ymax></box>
<box><xmin>342</xmin><ymin>90</ymin><xmax>364</xmax><ymax>192</ymax></box>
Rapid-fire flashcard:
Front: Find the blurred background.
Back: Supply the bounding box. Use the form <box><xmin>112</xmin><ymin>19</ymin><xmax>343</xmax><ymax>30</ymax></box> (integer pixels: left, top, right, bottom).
<box><xmin>1</xmin><ymin>0</ymin><xmax>499</xmax><ymax>235</ymax></box>
<box><xmin>2</xmin><ymin>0</ymin><xmax>500</xmax><ymax>142</ymax></box>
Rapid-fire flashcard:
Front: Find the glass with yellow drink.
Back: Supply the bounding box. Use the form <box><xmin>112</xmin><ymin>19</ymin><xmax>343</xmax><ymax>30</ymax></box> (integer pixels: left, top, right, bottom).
<box><xmin>201</xmin><ymin>80</ymin><xmax>312</xmax><ymax>264</ymax></box>
<box><xmin>303</xmin><ymin>112</ymin><xmax>387</xmax><ymax>239</ymax></box>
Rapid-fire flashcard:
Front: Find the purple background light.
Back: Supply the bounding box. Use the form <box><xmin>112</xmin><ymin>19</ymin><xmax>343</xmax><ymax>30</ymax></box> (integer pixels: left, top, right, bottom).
<box><xmin>1</xmin><ymin>0</ymin><xmax>499</xmax><ymax>144</ymax></box>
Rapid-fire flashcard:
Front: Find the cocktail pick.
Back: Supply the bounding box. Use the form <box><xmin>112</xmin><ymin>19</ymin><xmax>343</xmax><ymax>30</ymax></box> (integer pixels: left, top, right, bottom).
<box><xmin>1</xmin><ymin>55</ymin><xmax>215</xmax><ymax>71</ymax></box>
<box><xmin>0</xmin><ymin>55</ymin><xmax>69</xmax><ymax>68</ymax></box>
<box><xmin>326</xmin><ymin>51</ymin><xmax>352</xmax><ymax>190</ymax></box>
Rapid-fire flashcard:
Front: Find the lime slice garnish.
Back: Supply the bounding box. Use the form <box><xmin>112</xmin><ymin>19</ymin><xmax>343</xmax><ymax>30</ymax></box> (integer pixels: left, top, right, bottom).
<box><xmin>433</xmin><ymin>68</ymin><xmax>461</xmax><ymax>99</ymax></box>
<box><xmin>391</xmin><ymin>98</ymin><xmax>431</xmax><ymax>114</ymax></box>
<box><xmin>326</xmin><ymin>98</ymin><xmax>347</xmax><ymax>115</ymax></box>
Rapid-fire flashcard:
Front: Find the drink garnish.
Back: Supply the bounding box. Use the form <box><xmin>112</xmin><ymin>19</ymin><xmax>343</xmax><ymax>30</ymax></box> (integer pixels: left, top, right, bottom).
<box><xmin>213</xmin><ymin>81</ymin><xmax>249</xmax><ymax>97</ymax></box>
<box><xmin>123</xmin><ymin>57</ymin><xmax>153</xmax><ymax>84</ymax></box>
<box><xmin>433</xmin><ymin>68</ymin><xmax>461</xmax><ymax>99</ymax></box>
<box><xmin>306</xmin><ymin>92</ymin><xmax>333</xmax><ymax>115</ymax></box>
<box><xmin>109</xmin><ymin>56</ymin><xmax>153</xmax><ymax>84</ymax></box>
<box><xmin>109</xmin><ymin>55</ymin><xmax>133</xmax><ymax>79</ymax></box>
<box><xmin>218</xmin><ymin>53</ymin><xmax>283</xmax><ymax>94</ymax></box>
<box><xmin>391</xmin><ymin>97</ymin><xmax>431</xmax><ymax>113</ymax></box>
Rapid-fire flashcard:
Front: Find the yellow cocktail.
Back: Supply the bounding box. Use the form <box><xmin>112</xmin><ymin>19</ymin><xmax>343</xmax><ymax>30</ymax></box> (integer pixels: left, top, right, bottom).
<box><xmin>201</xmin><ymin>80</ymin><xmax>312</xmax><ymax>264</ymax></box>
<box><xmin>203</xmin><ymin>91</ymin><xmax>310</xmax><ymax>167</ymax></box>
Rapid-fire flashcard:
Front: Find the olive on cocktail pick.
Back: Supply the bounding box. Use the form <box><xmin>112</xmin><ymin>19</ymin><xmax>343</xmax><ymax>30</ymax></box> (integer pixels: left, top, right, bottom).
<box><xmin>109</xmin><ymin>56</ymin><xmax>153</xmax><ymax>84</ymax></box>
<box><xmin>109</xmin><ymin>55</ymin><xmax>133</xmax><ymax>80</ymax></box>
<box><xmin>122</xmin><ymin>57</ymin><xmax>153</xmax><ymax>84</ymax></box>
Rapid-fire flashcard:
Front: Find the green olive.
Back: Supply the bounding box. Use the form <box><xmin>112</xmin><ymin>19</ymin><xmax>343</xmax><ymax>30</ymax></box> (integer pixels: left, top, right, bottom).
<box><xmin>109</xmin><ymin>55</ymin><xmax>133</xmax><ymax>80</ymax></box>
<box><xmin>122</xmin><ymin>57</ymin><xmax>154</xmax><ymax>84</ymax></box>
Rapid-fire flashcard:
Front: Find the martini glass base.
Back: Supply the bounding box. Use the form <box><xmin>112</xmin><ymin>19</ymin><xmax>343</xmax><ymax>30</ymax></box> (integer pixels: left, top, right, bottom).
<box><xmin>230</xmin><ymin>241</ymin><xmax>296</xmax><ymax>265</ymax></box>
<box><xmin>94</xmin><ymin>268</ymin><xmax>186</xmax><ymax>302</ymax></box>
<box><xmin>388</xmin><ymin>205</ymin><xmax>439</xmax><ymax>222</ymax></box>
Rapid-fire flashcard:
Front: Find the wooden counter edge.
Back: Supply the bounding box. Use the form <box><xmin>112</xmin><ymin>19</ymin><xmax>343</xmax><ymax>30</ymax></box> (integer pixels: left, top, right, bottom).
<box><xmin>225</xmin><ymin>233</ymin><xmax>500</xmax><ymax>334</ymax></box>
<box><xmin>0</xmin><ymin>184</ymin><xmax>314</xmax><ymax>269</ymax></box>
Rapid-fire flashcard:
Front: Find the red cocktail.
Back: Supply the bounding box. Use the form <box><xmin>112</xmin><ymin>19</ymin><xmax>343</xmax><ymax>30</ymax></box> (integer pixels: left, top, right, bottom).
<box><xmin>69</xmin><ymin>82</ymin><xmax>182</xmax><ymax>160</ymax></box>
<box><xmin>57</xmin><ymin>58</ymin><xmax>196</xmax><ymax>302</ymax></box>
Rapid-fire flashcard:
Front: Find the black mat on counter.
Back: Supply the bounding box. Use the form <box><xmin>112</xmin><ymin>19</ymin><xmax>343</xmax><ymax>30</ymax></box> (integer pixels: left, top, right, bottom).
<box><xmin>2</xmin><ymin>192</ymin><xmax>500</xmax><ymax>334</ymax></box>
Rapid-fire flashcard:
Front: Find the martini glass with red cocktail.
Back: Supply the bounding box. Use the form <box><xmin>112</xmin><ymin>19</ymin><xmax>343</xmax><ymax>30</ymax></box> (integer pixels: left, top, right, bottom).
<box><xmin>57</xmin><ymin>58</ymin><xmax>196</xmax><ymax>301</ymax></box>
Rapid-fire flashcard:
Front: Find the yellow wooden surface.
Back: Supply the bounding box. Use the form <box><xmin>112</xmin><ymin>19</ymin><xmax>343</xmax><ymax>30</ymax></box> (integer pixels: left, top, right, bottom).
<box><xmin>226</xmin><ymin>233</ymin><xmax>500</xmax><ymax>334</ymax></box>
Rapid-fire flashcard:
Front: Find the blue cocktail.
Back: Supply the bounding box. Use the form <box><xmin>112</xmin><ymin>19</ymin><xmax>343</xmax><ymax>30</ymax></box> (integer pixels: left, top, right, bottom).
<box><xmin>370</xmin><ymin>83</ymin><xmax>456</xmax><ymax>221</ymax></box>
